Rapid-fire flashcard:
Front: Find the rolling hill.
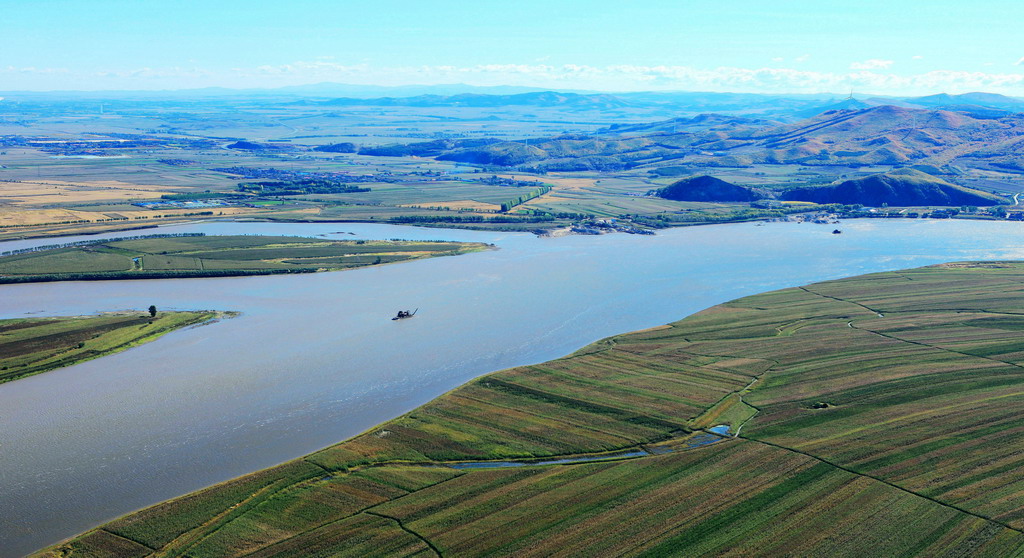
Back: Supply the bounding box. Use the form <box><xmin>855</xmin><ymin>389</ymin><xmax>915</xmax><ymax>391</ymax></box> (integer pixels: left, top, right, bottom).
<box><xmin>655</xmin><ymin>175</ymin><xmax>767</xmax><ymax>202</ymax></box>
<box><xmin>781</xmin><ymin>168</ymin><xmax>1006</xmax><ymax>206</ymax></box>
<box><xmin>905</xmin><ymin>92</ymin><xmax>1024</xmax><ymax>112</ymax></box>
<box><xmin>355</xmin><ymin>105</ymin><xmax>1024</xmax><ymax>173</ymax></box>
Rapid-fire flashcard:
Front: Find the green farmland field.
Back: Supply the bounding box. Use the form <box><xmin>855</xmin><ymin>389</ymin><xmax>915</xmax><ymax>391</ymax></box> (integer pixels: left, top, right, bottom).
<box><xmin>37</xmin><ymin>262</ymin><xmax>1024</xmax><ymax>557</ymax></box>
<box><xmin>0</xmin><ymin>235</ymin><xmax>490</xmax><ymax>283</ymax></box>
<box><xmin>0</xmin><ymin>311</ymin><xmax>217</xmax><ymax>384</ymax></box>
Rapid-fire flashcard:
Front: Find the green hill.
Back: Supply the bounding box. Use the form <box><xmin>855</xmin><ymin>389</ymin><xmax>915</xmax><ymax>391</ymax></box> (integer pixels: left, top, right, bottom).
<box><xmin>781</xmin><ymin>168</ymin><xmax>1005</xmax><ymax>206</ymax></box>
<box><xmin>655</xmin><ymin>175</ymin><xmax>767</xmax><ymax>202</ymax></box>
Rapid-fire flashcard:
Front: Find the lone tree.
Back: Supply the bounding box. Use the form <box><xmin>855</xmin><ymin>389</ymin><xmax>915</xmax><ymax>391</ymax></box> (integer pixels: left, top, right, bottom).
<box><xmin>148</xmin><ymin>305</ymin><xmax>157</xmax><ymax>318</ymax></box>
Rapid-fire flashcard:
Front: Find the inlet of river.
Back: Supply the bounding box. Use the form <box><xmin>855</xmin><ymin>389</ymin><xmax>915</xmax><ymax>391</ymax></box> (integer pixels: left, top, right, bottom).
<box><xmin>2</xmin><ymin>218</ymin><xmax>1024</xmax><ymax>556</ymax></box>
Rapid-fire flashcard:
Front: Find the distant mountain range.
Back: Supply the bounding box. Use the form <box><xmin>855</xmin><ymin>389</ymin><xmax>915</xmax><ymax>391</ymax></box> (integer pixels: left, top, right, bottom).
<box><xmin>0</xmin><ymin>83</ymin><xmax>560</xmax><ymax>100</ymax></box>
<box><xmin>321</xmin><ymin>91</ymin><xmax>633</xmax><ymax>110</ymax></box>
<box><xmin>6</xmin><ymin>85</ymin><xmax>1024</xmax><ymax>120</ymax></box>
<box><xmin>353</xmin><ymin>104</ymin><xmax>1024</xmax><ymax>173</ymax></box>
<box><xmin>309</xmin><ymin>89</ymin><xmax>1024</xmax><ymax>119</ymax></box>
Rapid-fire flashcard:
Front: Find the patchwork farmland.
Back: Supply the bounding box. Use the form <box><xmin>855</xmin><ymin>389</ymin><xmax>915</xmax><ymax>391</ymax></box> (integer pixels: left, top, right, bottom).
<box><xmin>36</xmin><ymin>263</ymin><xmax>1024</xmax><ymax>556</ymax></box>
<box><xmin>0</xmin><ymin>311</ymin><xmax>218</xmax><ymax>384</ymax></box>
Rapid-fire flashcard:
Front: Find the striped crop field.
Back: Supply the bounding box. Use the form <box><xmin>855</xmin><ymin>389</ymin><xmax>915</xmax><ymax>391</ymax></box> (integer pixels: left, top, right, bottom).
<box><xmin>0</xmin><ymin>235</ymin><xmax>490</xmax><ymax>283</ymax></box>
<box><xmin>0</xmin><ymin>311</ymin><xmax>218</xmax><ymax>384</ymax></box>
<box><xmin>35</xmin><ymin>262</ymin><xmax>1024</xmax><ymax>556</ymax></box>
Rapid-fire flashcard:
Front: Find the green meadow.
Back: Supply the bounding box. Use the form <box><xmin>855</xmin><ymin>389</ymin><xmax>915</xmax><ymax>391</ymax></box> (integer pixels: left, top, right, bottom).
<box><xmin>36</xmin><ymin>262</ymin><xmax>1024</xmax><ymax>557</ymax></box>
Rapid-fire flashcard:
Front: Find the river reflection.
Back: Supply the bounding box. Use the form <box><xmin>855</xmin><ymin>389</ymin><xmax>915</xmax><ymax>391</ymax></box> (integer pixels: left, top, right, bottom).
<box><xmin>2</xmin><ymin>218</ymin><xmax>1024</xmax><ymax>555</ymax></box>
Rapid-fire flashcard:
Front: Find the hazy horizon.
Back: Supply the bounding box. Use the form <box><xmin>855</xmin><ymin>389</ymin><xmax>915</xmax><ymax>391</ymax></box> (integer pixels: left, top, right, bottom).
<box><xmin>0</xmin><ymin>81</ymin><xmax>1020</xmax><ymax>101</ymax></box>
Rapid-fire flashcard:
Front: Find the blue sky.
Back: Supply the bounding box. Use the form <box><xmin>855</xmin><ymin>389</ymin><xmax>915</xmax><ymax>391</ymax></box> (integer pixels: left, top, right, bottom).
<box><xmin>4</xmin><ymin>0</ymin><xmax>1024</xmax><ymax>94</ymax></box>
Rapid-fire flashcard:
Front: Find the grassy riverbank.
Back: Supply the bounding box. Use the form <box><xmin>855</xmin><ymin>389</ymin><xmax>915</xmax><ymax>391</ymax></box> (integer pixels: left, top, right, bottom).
<box><xmin>0</xmin><ymin>234</ymin><xmax>491</xmax><ymax>283</ymax></box>
<box><xmin>0</xmin><ymin>311</ymin><xmax>220</xmax><ymax>384</ymax></box>
<box><xmin>36</xmin><ymin>262</ymin><xmax>1024</xmax><ymax>556</ymax></box>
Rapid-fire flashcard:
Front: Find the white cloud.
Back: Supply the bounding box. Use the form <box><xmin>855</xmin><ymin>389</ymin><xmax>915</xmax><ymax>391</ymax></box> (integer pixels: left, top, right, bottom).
<box><xmin>912</xmin><ymin>55</ymin><xmax>924</xmax><ymax>60</ymax></box>
<box><xmin>795</xmin><ymin>54</ymin><xmax>810</xmax><ymax>63</ymax></box>
<box><xmin>1016</xmin><ymin>57</ymin><xmax>1024</xmax><ymax>65</ymax></box>
<box><xmin>7</xmin><ymin>61</ymin><xmax>1024</xmax><ymax>96</ymax></box>
<box><xmin>771</xmin><ymin>57</ymin><xmax>784</xmax><ymax>62</ymax></box>
<box><xmin>3</xmin><ymin>65</ymin><xmax>69</xmax><ymax>75</ymax></box>
<box><xmin>850</xmin><ymin>59</ymin><xmax>894</xmax><ymax>70</ymax></box>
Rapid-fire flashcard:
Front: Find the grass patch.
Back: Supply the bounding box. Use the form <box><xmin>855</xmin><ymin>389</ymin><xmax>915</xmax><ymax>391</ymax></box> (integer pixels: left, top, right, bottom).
<box><xmin>0</xmin><ymin>311</ymin><xmax>218</xmax><ymax>384</ymax></box>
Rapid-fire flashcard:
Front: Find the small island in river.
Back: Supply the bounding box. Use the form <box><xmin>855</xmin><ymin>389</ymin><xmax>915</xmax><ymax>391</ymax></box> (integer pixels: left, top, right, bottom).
<box><xmin>0</xmin><ymin>234</ymin><xmax>492</xmax><ymax>284</ymax></box>
<box><xmin>0</xmin><ymin>311</ymin><xmax>223</xmax><ymax>384</ymax></box>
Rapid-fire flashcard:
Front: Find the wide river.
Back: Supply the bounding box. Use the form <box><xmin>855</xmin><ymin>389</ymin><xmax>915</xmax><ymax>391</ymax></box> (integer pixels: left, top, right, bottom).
<box><xmin>3</xmin><ymin>218</ymin><xmax>1024</xmax><ymax>556</ymax></box>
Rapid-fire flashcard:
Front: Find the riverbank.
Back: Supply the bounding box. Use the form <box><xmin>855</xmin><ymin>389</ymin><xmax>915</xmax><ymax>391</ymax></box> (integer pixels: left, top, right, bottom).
<box><xmin>0</xmin><ymin>203</ymin><xmax>1013</xmax><ymax>244</ymax></box>
<box><xmin>0</xmin><ymin>310</ymin><xmax>225</xmax><ymax>384</ymax></box>
<box><xmin>8</xmin><ymin>219</ymin><xmax>1024</xmax><ymax>557</ymax></box>
<box><xmin>35</xmin><ymin>262</ymin><xmax>1024</xmax><ymax>557</ymax></box>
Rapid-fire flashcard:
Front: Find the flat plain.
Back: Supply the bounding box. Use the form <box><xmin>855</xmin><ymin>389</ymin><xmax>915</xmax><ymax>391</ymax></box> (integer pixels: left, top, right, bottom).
<box><xmin>35</xmin><ymin>262</ymin><xmax>1024</xmax><ymax>557</ymax></box>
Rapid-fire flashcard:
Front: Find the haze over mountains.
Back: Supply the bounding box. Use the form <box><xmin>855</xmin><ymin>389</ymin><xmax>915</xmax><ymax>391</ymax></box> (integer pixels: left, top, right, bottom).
<box><xmin>350</xmin><ymin>103</ymin><xmax>1024</xmax><ymax>174</ymax></box>
<box><xmin>308</xmin><ymin>88</ymin><xmax>1024</xmax><ymax>119</ymax></box>
<box><xmin>6</xmin><ymin>84</ymin><xmax>1024</xmax><ymax>117</ymax></box>
<box><xmin>294</xmin><ymin>87</ymin><xmax>1024</xmax><ymax>207</ymax></box>
<box><xmin>6</xmin><ymin>83</ymin><xmax>1024</xmax><ymax>208</ymax></box>
<box><xmin>321</xmin><ymin>91</ymin><xmax>634</xmax><ymax>110</ymax></box>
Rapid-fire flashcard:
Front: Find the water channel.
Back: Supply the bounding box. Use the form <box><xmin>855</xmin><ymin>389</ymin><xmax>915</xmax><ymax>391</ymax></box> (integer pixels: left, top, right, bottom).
<box><xmin>2</xmin><ymin>218</ymin><xmax>1024</xmax><ymax>555</ymax></box>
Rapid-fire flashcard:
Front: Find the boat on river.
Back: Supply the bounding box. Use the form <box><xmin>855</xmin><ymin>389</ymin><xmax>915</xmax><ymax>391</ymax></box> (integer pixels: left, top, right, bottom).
<box><xmin>392</xmin><ymin>308</ymin><xmax>418</xmax><ymax>320</ymax></box>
